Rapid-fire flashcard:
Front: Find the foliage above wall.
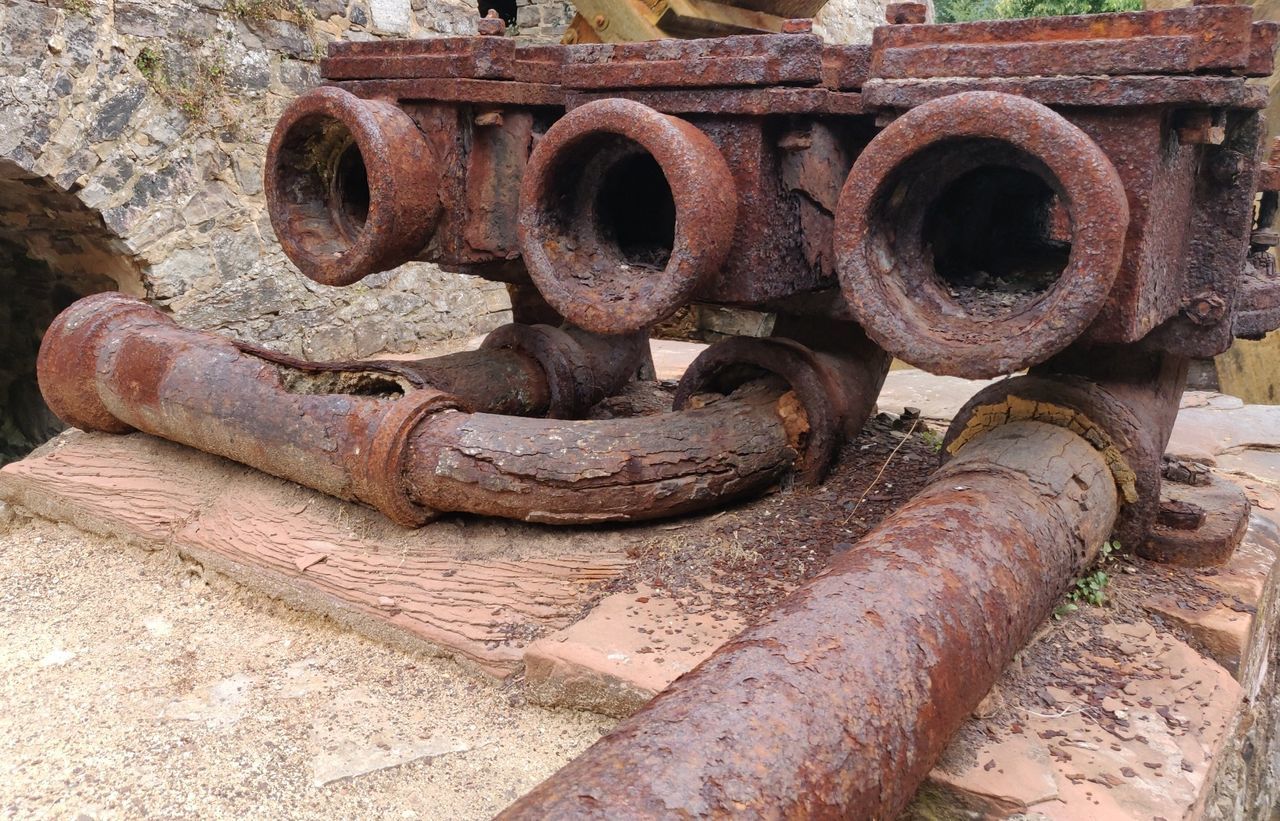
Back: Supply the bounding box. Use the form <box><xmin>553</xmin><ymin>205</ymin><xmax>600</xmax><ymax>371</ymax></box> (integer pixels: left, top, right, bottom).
<box><xmin>935</xmin><ymin>0</ymin><xmax>1141</xmax><ymax>22</ymax></box>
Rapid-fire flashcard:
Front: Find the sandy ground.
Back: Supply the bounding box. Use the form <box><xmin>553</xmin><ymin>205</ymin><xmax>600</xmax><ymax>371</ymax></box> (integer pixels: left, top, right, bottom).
<box><xmin>0</xmin><ymin>505</ymin><xmax>613</xmax><ymax>821</ymax></box>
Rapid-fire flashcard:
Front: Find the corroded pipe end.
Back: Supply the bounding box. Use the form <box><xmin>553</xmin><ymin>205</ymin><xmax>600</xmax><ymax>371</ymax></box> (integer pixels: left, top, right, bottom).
<box><xmin>36</xmin><ymin>292</ymin><xmax>170</xmax><ymax>434</ymax></box>
<box><xmin>675</xmin><ymin>337</ymin><xmax>843</xmax><ymax>483</ymax></box>
<box><xmin>518</xmin><ymin>98</ymin><xmax>737</xmax><ymax>334</ymax></box>
<box><xmin>266</xmin><ymin>86</ymin><xmax>442</xmax><ymax>287</ymax></box>
<box><xmin>835</xmin><ymin>91</ymin><xmax>1129</xmax><ymax>378</ymax></box>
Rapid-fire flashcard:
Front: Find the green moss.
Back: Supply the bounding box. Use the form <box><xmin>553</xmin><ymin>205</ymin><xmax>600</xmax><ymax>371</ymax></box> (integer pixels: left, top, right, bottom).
<box><xmin>134</xmin><ymin>45</ymin><xmax>231</xmax><ymax>125</ymax></box>
<box><xmin>227</xmin><ymin>0</ymin><xmax>316</xmax><ymax>30</ymax></box>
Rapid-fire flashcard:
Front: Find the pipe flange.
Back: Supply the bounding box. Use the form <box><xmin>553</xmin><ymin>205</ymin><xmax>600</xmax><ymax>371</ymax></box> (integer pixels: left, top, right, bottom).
<box><xmin>481</xmin><ymin>324</ymin><xmax>595</xmax><ymax>419</ymax></box>
<box><xmin>266</xmin><ymin>86</ymin><xmax>442</xmax><ymax>286</ymax></box>
<box><xmin>355</xmin><ymin>388</ymin><xmax>461</xmax><ymax>527</ymax></box>
<box><xmin>674</xmin><ymin>337</ymin><xmax>848</xmax><ymax>484</ymax></box>
<box><xmin>943</xmin><ymin>375</ymin><xmax>1161</xmax><ymax>548</ymax></box>
<box><xmin>37</xmin><ymin>292</ymin><xmax>172</xmax><ymax>434</ymax></box>
<box><xmin>835</xmin><ymin>91</ymin><xmax>1129</xmax><ymax>378</ymax></box>
<box><xmin>518</xmin><ymin>98</ymin><xmax>737</xmax><ymax>334</ymax></box>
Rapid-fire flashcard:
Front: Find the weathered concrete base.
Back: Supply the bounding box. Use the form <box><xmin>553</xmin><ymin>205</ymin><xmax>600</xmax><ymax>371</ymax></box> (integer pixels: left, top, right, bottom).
<box><xmin>0</xmin><ymin>431</ymin><xmax>637</xmax><ymax>678</ymax></box>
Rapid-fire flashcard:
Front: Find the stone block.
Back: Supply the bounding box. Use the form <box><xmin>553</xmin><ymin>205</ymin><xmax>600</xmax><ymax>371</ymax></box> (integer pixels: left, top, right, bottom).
<box><xmin>523</xmin><ymin>587</ymin><xmax>745</xmax><ymax>717</ymax></box>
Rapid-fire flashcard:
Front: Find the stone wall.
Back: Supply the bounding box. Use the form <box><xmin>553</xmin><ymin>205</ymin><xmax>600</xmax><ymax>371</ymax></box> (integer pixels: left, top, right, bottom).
<box><xmin>0</xmin><ymin>0</ymin><xmax>513</xmax><ymax>365</ymax></box>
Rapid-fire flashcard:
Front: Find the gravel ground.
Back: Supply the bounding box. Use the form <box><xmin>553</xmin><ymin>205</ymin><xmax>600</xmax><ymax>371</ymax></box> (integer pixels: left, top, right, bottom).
<box><xmin>0</xmin><ymin>507</ymin><xmax>612</xmax><ymax>821</ymax></box>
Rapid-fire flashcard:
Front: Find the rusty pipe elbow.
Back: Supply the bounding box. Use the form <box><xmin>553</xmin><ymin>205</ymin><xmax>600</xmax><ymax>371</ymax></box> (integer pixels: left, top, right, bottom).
<box><xmin>266</xmin><ymin>86</ymin><xmax>442</xmax><ymax>286</ymax></box>
<box><xmin>517</xmin><ymin>98</ymin><xmax>737</xmax><ymax>334</ymax></box>
<box><xmin>835</xmin><ymin>91</ymin><xmax>1129</xmax><ymax>378</ymax></box>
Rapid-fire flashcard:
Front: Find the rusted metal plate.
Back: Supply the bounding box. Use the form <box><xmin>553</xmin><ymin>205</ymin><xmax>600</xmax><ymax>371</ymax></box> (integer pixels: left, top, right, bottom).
<box><xmin>821</xmin><ymin>44</ymin><xmax>871</xmax><ymax>90</ymax></box>
<box><xmin>870</xmin><ymin>4</ymin><xmax>1254</xmax><ymax>78</ymax></box>
<box><xmin>565</xmin><ymin>86</ymin><xmax>864</xmax><ymax>115</ymax></box>
<box><xmin>862</xmin><ymin>76</ymin><xmax>1267</xmax><ymax>110</ymax></box>
<box><xmin>560</xmin><ymin>33</ymin><xmax>823</xmax><ymax>89</ymax></box>
<box><xmin>332</xmin><ymin>78</ymin><xmax>566</xmax><ymax>107</ymax></box>
<box><xmin>323</xmin><ymin>37</ymin><xmax>517</xmax><ymax>81</ymax></box>
<box><xmin>1248</xmin><ymin>21</ymin><xmax>1280</xmax><ymax>77</ymax></box>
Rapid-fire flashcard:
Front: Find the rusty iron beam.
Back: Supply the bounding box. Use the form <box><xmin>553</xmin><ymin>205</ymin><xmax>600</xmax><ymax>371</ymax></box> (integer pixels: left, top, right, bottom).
<box><xmin>499</xmin><ymin>417</ymin><xmax>1120</xmax><ymax>819</ymax></box>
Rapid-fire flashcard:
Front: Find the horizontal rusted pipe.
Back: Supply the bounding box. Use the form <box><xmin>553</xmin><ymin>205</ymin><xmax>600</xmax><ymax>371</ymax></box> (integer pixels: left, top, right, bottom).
<box><xmin>499</xmin><ymin>419</ymin><xmax>1120</xmax><ymax>819</ymax></box>
<box><xmin>239</xmin><ymin>321</ymin><xmax>650</xmax><ymax>420</ymax></box>
<box><xmin>38</xmin><ymin>294</ymin><xmax>798</xmax><ymax>526</ymax></box>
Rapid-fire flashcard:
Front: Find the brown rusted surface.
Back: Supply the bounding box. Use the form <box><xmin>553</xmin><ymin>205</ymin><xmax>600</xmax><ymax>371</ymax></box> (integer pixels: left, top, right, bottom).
<box><xmin>835</xmin><ymin>91</ymin><xmax>1128</xmax><ymax>377</ymax></box>
<box><xmin>673</xmin><ymin>332</ymin><xmax>889</xmax><ymax>482</ymax></box>
<box><xmin>1140</xmin><ymin>478</ymin><xmax>1250</xmax><ymax>567</ymax></box>
<box><xmin>560</xmin><ymin>33</ymin><xmax>822</xmax><ymax>89</ymax></box>
<box><xmin>565</xmin><ymin>86</ymin><xmax>865</xmax><ymax>115</ymax></box>
<box><xmin>322</xmin><ymin>36</ymin><xmax>517</xmax><ymax>81</ymax></box>
<box><xmin>519</xmin><ymin>98</ymin><xmax>737</xmax><ymax>333</ymax></box>
<box><xmin>38</xmin><ymin>295</ymin><xmax>798</xmax><ymax>527</ymax></box>
<box><xmin>870</xmin><ymin>4</ymin><xmax>1254</xmax><ymax>79</ymax></box>
<box><xmin>36</xmin><ymin>14</ymin><xmax>1280</xmax><ymax>812</ymax></box>
<box><xmin>499</xmin><ymin>420</ymin><xmax>1119</xmax><ymax>819</ymax></box>
<box><xmin>862</xmin><ymin>75</ymin><xmax>1266</xmax><ymax>110</ymax></box>
<box><xmin>405</xmin><ymin>380</ymin><xmax>798</xmax><ymax>524</ymax></box>
<box><xmin>480</xmin><ymin>323</ymin><xmax>650</xmax><ymax>418</ymax></box>
<box><xmin>945</xmin><ymin>348</ymin><xmax>1188</xmax><ymax>548</ymax></box>
<box><xmin>266</xmin><ymin>86</ymin><xmax>442</xmax><ymax>286</ymax></box>
<box><xmin>235</xmin><ymin>341</ymin><xmax>553</xmax><ymax>417</ymax></box>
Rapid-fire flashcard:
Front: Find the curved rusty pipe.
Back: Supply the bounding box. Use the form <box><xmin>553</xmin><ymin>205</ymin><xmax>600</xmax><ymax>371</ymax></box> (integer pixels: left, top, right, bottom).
<box><xmin>499</xmin><ymin>417</ymin><xmax>1122</xmax><ymax>819</ymax></box>
<box><xmin>38</xmin><ymin>294</ymin><xmax>798</xmax><ymax>527</ymax></box>
<box><xmin>518</xmin><ymin>98</ymin><xmax>738</xmax><ymax>334</ymax></box>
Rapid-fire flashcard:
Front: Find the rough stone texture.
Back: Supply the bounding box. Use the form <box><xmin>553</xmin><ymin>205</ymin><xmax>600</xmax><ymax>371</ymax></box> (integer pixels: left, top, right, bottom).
<box><xmin>523</xmin><ymin>585</ymin><xmax>746</xmax><ymax>716</ymax></box>
<box><xmin>816</xmin><ymin>0</ymin><xmax>930</xmax><ymax>45</ymax></box>
<box><xmin>0</xmin><ymin>0</ymin><xmax>510</xmax><ymax>365</ymax></box>
<box><xmin>513</xmin><ymin>0</ymin><xmax>572</xmax><ymax>41</ymax></box>
<box><xmin>0</xmin><ymin>430</ymin><xmax>638</xmax><ymax>678</ymax></box>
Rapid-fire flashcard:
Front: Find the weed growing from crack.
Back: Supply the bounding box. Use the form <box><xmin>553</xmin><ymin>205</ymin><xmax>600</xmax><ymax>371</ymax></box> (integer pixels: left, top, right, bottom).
<box><xmin>1055</xmin><ymin>539</ymin><xmax>1120</xmax><ymax>617</ymax></box>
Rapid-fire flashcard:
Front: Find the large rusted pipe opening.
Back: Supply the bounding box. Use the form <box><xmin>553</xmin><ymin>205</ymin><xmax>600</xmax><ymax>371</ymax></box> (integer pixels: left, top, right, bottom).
<box><xmin>519</xmin><ymin>98</ymin><xmax>737</xmax><ymax>334</ymax></box>
<box><xmin>38</xmin><ymin>295</ymin><xmax>799</xmax><ymax>527</ymax></box>
<box><xmin>924</xmin><ymin>159</ymin><xmax>1070</xmax><ymax>311</ymax></box>
<box><xmin>266</xmin><ymin>87</ymin><xmax>442</xmax><ymax>286</ymax></box>
<box><xmin>835</xmin><ymin>91</ymin><xmax>1129</xmax><ymax>378</ymax></box>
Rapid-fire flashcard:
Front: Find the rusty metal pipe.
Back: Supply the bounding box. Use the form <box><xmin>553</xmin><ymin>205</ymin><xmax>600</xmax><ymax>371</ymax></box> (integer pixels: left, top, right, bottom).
<box><xmin>518</xmin><ymin>98</ymin><xmax>738</xmax><ymax>334</ymax></box>
<box><xmin>266</xmin><ymin>86</ymin><xmax>443</xmax><ymax>286</ymax></box>
<box><xmin>38</xmin><ymin>294</ymin><xmax>798</xmax><ymax>527</ymax></box>
<box><xmin>234</xmin><ymin>341</ymin><xmax>555</xmax><ymax>417</ymax></box>
<box><xmin>499</xmin><ymin>418</ymin><xmax>1120</xmax><ymax>819</ymax></box>
<box><xmin>238</xmin><ymin>321</ymin><xmax>650</xmax><ymax>420</ymax></box>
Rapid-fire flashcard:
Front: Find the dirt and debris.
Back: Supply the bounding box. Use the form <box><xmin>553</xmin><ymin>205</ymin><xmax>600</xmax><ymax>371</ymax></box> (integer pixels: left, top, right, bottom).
<box><xmin>598</xmin><ymin>408</ymin><xmax>943</xmax><ymax>622</ymax></box>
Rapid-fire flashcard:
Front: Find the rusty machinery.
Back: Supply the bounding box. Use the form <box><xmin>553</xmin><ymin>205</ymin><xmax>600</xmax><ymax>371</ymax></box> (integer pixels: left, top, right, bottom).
<box><xmin>35</xmin><ymin>2</ymin><xmax>1280</xmax><ymax>817</ymax></box>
